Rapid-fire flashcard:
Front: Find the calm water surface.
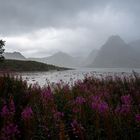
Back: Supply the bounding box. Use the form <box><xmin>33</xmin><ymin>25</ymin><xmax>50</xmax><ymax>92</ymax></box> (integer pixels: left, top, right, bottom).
<box><xmin>19</xmin><ymin>68</ymin><xmax>140</xmax><ymax>86</ymax></box>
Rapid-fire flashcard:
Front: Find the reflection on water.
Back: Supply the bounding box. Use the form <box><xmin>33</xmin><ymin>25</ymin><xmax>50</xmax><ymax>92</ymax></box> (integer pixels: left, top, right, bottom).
<box><xmin>19</xmin><ymin>68</ymin><xmax>140</xmax><ymax>86</ymax></box>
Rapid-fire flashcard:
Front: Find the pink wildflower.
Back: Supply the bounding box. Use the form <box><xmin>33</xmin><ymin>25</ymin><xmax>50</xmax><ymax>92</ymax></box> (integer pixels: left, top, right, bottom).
<box><xmin>53</xmin><ymin>111</ymin><xmax>64</xmax><ymax>121</ymax></box>
<box><xmin>9</xmin><ymin>98</ymin><xmax>15</xmax><ymax>115</ymax></box>
<box><xmin>75</xmin><ymin>97</ymin><xmax>86</xmax><ymax>105</ymax></box>
<box><xmin>135</xmin><ymin>114</ymin><xmax>140</xmax><ymax>123</ymax></box>
<box><xmin>121</xmin><ymin>94</ymin><xmax>132</xmax><ymax>105</ymax></box>
<box><xmin>21</xmin><ymin>107</ymin><xmax>33</xmax><ymax>121</ymax></box>
<box><xmin>92</xmin><ymin>101</ymin><xmax>109</xmax><ymax>114</ymax></box>
<box><xmin>91</xmin><ymin>95</ymin><xmax>101</xmax><ymax>102</ymax></box>
<box><xmin>72</xmin><ymin>107</ymin><xmax>80</xmax><ymax>113</ymax></box>
<box><xmin>1</xmin><ymin>105</ymin><xmax>10</xmax><ymax>117</ymax></box>
<box><xmin>41</xmin><ymin>87</ymin><xmax>53</xmax><ymax>104</ymax></box>
<box><xmin>71</xmin><ymin>120</ymin><xmax>85</xmax><ymax>139</ymax></box>
<box><xmin>1</xmin><ymin>123</ymin><xmax>20</xmax><ymax>140</ymax></box>
<box><xmin>115</xmin><ymin>105</ymin><xmax>131</xmax><ymax>116</ymax></box>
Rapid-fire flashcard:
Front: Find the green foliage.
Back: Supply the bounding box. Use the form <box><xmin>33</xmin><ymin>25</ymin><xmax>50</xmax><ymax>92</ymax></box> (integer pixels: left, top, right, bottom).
<box><xmin>0</xmin><ymin>59</ymin><xmax>68</xmax><ymax>72</ymax></box>
<box><xmin>0</xmin><ymin>40</ymin><xmax>5</xmax><ymax>61</ymax></box>
<box><xmin>0</xmin><ymin>74</ymin><xmax>140</xmax><ymax>139</ymax></box>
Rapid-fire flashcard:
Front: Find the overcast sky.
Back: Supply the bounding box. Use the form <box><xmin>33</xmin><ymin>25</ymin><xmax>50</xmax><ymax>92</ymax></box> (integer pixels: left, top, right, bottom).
<box><xmin>0</xmin><ymin>0</ymin><xmax>140</xmax><ymax>57</ymax></box>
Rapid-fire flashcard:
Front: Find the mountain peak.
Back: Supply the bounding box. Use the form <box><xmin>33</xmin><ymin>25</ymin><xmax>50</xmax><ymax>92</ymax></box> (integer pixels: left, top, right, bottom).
<box><xmin>90</xmin><ymin>35</ymin><xmax>140</xmax><ymax>68</ymax></box>
<box><xmin>109</xmin><ymin>35</ymin><xmax>121</xmax><ymax>39</ymax></box>
<box><xmin>55</xmin><ymin>51</ymin><xmax>67</xmax><ymax>55</ymax></box>
<box><xmin>53</xmin><ymin>51</ymin><xmax>72</xmax><ymax>58</ymax></box>
<box><xmin>107</xmin><ymin>35</ymin><xmax>124</xmax><ymax>44</ymax></box>
<box><xmin>13</xmin><ymin>51</ymin><xmax>20</xmax><ymax>53</ymax></box>
<box><xmin>4</xmin><ymin>51</ymin><xmax>26</xmax><ymax>60</ymax></box>
<box><xmin>102</xmin><ymin>35</ymin><xmax>126</xmax><ymax>50</ymax></box>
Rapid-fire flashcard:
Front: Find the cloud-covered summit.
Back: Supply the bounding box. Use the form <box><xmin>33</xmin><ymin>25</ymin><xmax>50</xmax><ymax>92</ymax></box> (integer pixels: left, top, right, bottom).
<box><xmin>0</xmin><ymin>0</ymin><xmax>140</xmax><ymax>57</ymax></box>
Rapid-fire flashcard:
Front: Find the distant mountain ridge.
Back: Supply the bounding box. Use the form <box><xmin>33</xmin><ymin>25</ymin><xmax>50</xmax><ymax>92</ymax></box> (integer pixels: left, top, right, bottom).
<box><xmin>90</xmin><ymin>35</ymin><xmax>140</xmax><ymax>68</ymax></box>
<box><xmin>28</xmin><ymin>51</ymin><xmax>84</xmax><ymax>68</ymax></box>
<box><xmin>129</xmin><ymin>39</ymin><xmax>140</xmax><ymax>54</ymax></box>
<box><xmin>4</xmin><ymin>51</ymin><xmax>85</xmax><ymax>68</ymax></box>
<box><xmin>3</xmin><ymin>35</ymin><xmax>140</xmax><ymax>68</ymax></box>
<box><xmin>4</xmin><ymin>52</ymin><xmax>26</xmax><ymax>60</ymax></box>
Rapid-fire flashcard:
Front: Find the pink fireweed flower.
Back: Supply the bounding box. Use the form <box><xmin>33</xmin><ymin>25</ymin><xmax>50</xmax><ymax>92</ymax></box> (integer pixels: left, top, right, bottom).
<box><xmin>21</xmin><ymin>107</ymin><xmax>33</xmax><ymax>121</ymax></box>
<box><xmin>72</xmin><ymin>107</ymin><xmax>80</xmax><ymax>113</ymax></box>
<box><xmin>120</xmin><ymin>105</ymin><xmax>131</xmax><ymax>114</ymax></box>
<box><xmin>115</xmin><ymin>105</ymin><xmax>131</xmax><ymax>116</ymax></box>
<box><xmin>92</xmin><ymin>101</ymin><xmax>109</xmax><ymax>114</ymax></box>
<box><xmin>71</xmin><ymin>120</ymin><xmax>85</xmax><ymax>138</ymax></box>
<box><xmin>121</xmin><ymin>94</ymin><xmax>132</xmax><ymax>105</ymax></box>
<box><xmin>41</xmin><ymin>87</ymin><xmax>53</xmax><ymax>104</ymax></box>
<box><xmin>1</xmin><ymin>99</ymin><xmax>15</xmax><ymax>118</ymax></box>
<box><xmin>115</xmin><ymin>105</ymin><xmax>121</xmax><ymax>114</ymax></box>
<box><xmin>1</xmin><ymin>105</ymin><xmax>10</xmax><ymax>117</ymax></box>
<box><xmin>91</xmin><ymin>95</ymin><xmax>101</xmax><ymax>102</ymax></box>
<box><xmin>97</xmin><ymin>102</ymin><xmax>109</xmax><ymax>113</ymax></box>
<box><xmin>75</xmin><ymin>97</ymin><xmax>86</xmax><ymax>105</ymax></box>
<box><xmin>1</xmin><ymin>123</ymin><xmax>20</xmax><ymax>140</ymax></box>
<box><xmin>115</xmin><ymin>95</ymin><xmax>132</xmax><ymax>116</ymax></box>
<box><xmin>63</xmin><ymin>84</ymin><xmax>70</xmax><ymax>93</ymax></box>
<box><xmin>103</xmin><ymin>91</ymin><xmax>110</xmax><ymax>99</ymax></box>
<box><xmin>9</xmin><ymin>98</ymin><xmax>15</xmax><ymax>114</ymax></box>
<box><xmin>71</xmin><ymin>120</ymin><xmax>79</xmax><ymax>132</ymax></box>
<box><xmin>53</xmin><ymin>111</ymin><xmax>64</xmax><ymax>121</ymax></box>
<box><xmin>135</xmin><ymin>114</ymin><xmax>140</xmax><ymax>123</ymax></box>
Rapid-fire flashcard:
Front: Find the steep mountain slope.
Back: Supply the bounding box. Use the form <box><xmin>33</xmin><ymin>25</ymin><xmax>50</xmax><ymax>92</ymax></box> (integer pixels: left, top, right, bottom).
<box><xmin>91</xmin><ymin>35</ymin><xmax>140</xmax><ymax>68</ymax></box>
<box><xmin>29</xmin><ymin>52</ymin><xmax>83</xmax><ymax>68</ymax></box>
<box><xmin>4</xmin><ymin>52</ymin><xmax>26</xmax><ymax>60</ymax></box>
<box><xmin>84</xmin><ymin>49</ymin><xmax>98</xmax><ymax>66</ymax></box>
<box><xmin>129</xmin><ymin>39</ymin><xmax>140</xmax><ymax>54</ymax></box>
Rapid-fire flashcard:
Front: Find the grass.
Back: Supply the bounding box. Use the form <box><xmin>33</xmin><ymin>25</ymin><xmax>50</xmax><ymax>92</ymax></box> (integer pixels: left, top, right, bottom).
<box><xmin>0</xmin><ymin>73</ymin><xmax>140</xmax><ymax>139</ymax></box>
<box><xmin>0</xmin><ymin>59</ymin><xmax>68</xmax><ymax>72</ymax></box>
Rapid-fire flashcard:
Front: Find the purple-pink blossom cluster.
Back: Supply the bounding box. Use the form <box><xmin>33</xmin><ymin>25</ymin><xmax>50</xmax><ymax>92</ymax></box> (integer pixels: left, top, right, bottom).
<box><xmin>121</xmin><ymin>94</ymin><xmax>132</xmax><ymax>105</ymax></box>
<box><xmin>115</xmin><ymin>94</ymin><xmax>132</xmax><ymax>116</ymax></box>
<box><xmin>1</xmin><ymin>123</ymin><xmax>20</xmax><ymax>140</ymax></box>
<box><xmin>135</xmin><ymin>114</ymin><xmax>140</xmax><ymax>123</ymax></box>
<box><xmin>92</xmin><ymin>101</ymin><xmax>109</xmax><ymax>114</ymax></box>
<box><xmin>0</xmin><ymin>73</ymin><xmax>140</xmax><ymax>139</ymax></box>
<box><xmin>21</xmin><ymin>107</ymin><xmax>33</xmax><ymax>121</ymax></box>
<box><xmin>75</xmin><ymin>96</ymin><xmax>86</xmax><ymax>105</ymax></box>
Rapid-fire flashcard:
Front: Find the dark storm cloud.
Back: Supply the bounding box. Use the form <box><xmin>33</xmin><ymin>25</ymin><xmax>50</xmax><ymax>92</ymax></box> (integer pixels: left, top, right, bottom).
<box><xmin>0</xmin><ymin>0</ymin><xmax>106</xmax><ymax>35</ymax></box>
<box><xmin>0</xmin><ymin>0</ymin><xmax>139</xmax><ymax>35</ymax></box>
<box><xmin>0</xmin><ymin>0</ymin><xmax>140</xmax><ymax>57</ymax></box>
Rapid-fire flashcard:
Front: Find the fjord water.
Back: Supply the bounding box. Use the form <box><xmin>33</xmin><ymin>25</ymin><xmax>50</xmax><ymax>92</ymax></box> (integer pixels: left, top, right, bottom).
<box><xmin>20</xmin><ymin>68</ymin><xmax>140</xmax><ymax>86</ymax></box>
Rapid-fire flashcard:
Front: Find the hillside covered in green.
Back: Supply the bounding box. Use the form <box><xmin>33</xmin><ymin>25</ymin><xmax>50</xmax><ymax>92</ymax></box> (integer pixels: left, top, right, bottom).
<box><xmin>0</xmin><ymin>59</ymin><xmax>68</xmax><ymax>72</ymax></box>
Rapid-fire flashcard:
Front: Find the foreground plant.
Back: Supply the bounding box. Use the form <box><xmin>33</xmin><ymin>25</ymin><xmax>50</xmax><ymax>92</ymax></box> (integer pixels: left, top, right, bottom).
<box><xmin>0</xmin><ymin>73</ymin><xmax>140</xmax><ymax>139</ymax></box>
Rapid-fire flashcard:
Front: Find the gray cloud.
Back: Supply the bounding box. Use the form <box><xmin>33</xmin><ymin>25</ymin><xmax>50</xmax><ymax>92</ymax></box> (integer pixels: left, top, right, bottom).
<box><xmin>0</xmin><ymin>0</ymin><xmax>107</xmax><ymax>35</ymax></box>
<box><xmin>0</xmin><ymin>0</ymin><xmax>140</xmax><ymax>57</ymax></box>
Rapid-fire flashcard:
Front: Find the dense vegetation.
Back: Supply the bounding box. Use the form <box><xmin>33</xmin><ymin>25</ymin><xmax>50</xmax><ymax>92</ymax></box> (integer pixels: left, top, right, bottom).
<box><xmin>0</xmin><ymin>73</ymin><xmax>140</xmax><ymax>139</ymax></box>
<box><xmin>0</xmin><ymin>59</ymin><xmax>68</xmax><ymax>72</ymax></box>
<box><xmin>0</xmin><ymin>40</ymin><xmax>5</xmax><ymax>61</ymax></box>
